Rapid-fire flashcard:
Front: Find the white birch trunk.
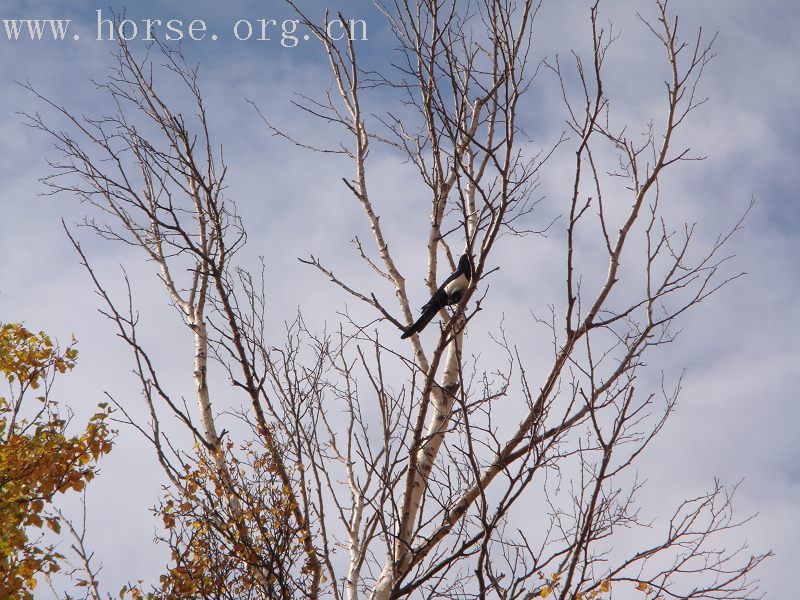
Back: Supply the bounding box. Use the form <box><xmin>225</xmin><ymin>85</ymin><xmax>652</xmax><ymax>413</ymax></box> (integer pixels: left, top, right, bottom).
<box><xmin>192</xmin><ymin>317</ymin><xmax>221</xmax><ymax>450</ymax></box>
<box><xmin>371</xmin><ymin>330</ymin><xmax>463</xmax><ymax>600</ymax></box>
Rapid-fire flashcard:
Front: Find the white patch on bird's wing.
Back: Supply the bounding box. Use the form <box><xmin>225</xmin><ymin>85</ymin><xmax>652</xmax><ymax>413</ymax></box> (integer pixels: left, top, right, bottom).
<box><xmin>444</xmin><ymin>273</ymin><xmax>468</xmax><ymax>295</ymax></box>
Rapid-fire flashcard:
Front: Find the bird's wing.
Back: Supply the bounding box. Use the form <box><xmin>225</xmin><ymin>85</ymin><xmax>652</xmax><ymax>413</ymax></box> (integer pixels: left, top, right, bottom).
<box><xmin>421</xmin><ymin>288</ymin><xmax>447</xmax><ymax>312</ymax></box>
<box><xmin>439</xmin><ymin>266</ymin><xmax>464</xmax><ymax>288</ymax></box>
<box><xmin>419</xmin><ymin>262</ymin><xmax>466</xmax><ymax>310</ymax></box>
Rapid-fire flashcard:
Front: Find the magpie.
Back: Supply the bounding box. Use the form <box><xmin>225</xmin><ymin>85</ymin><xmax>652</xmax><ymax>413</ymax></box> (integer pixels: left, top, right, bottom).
<box><xmin>401</xmin><ymin>253</ymin><xmax>473</xmax><ymax>339</ymax></box>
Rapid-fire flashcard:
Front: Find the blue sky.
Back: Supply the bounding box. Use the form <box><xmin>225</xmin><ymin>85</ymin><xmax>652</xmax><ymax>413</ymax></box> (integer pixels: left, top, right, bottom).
<box><xmin>1</xmin><ymin>0</ymin><xmax>797</xmax><ymax>596</ymax></box>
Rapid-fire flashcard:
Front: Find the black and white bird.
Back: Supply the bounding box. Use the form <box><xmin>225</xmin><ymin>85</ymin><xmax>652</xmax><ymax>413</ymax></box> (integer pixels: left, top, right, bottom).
<box><xmin>401</xmin><ymin>253</ymin><xmax>473</xmax><ymax>339</ymax></box>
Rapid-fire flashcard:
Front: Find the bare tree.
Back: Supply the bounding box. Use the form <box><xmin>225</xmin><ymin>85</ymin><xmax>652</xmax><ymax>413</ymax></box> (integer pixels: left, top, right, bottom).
<box><xmin>27</xmin><ymin>1</ymin><xmax>769</xmax><ymax>599</ymax></box>
<box><xmin>25</xmin><ymin>39</ymin><xmax>322</xmax><ymax>598</ymax></box>
<box><xmin>266</xmin><ymin>1</ymin><xmax>769</xmax><ymax>598</ymax></box>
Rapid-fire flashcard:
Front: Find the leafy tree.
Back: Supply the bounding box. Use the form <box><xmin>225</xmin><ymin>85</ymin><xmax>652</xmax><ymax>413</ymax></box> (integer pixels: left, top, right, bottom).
<box><xmin>0</xmin><ymin>323</ymin><xmax>113</xmax><ymax>598</ymax></box>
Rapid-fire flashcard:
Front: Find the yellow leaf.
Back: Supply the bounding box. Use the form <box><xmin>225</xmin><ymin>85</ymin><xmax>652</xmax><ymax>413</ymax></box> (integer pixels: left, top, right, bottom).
<box><xmin>28</xmin><ymin>514</ymin><xmax>43</xmax><ymax>528</ymax></box>
<box><xmin>539</xmin><ymin>585</ymin><xmax>552</xmax><ymax>598</ymax></box>
<box><xmin>600</xmin><ymin>580</ymin><xmax>610</xmax><ymax>593</ymax></box>
<box><xmin>636</xmin><ymin>581</ymin><xmax>650</xmax><ymax>592</ymax></box>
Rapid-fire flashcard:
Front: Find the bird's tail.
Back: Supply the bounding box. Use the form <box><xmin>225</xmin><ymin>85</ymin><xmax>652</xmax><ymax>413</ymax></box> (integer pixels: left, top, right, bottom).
<box><xmin>400</xmin><ymin>305</ymin><xmax>439</xmax><ymax>339</ymax></box>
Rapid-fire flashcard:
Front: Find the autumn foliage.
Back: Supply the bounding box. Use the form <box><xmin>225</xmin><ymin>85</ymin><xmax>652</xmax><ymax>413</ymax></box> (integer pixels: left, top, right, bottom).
<box><xmin>146</xmin><ymin>441</ymin><xmax>307</xmax><ymax>599</ymax></box>
<box><xmin>0</xmin><ymin>323</ymin><xmax>114</xmax><ymax>598</ymax></box>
